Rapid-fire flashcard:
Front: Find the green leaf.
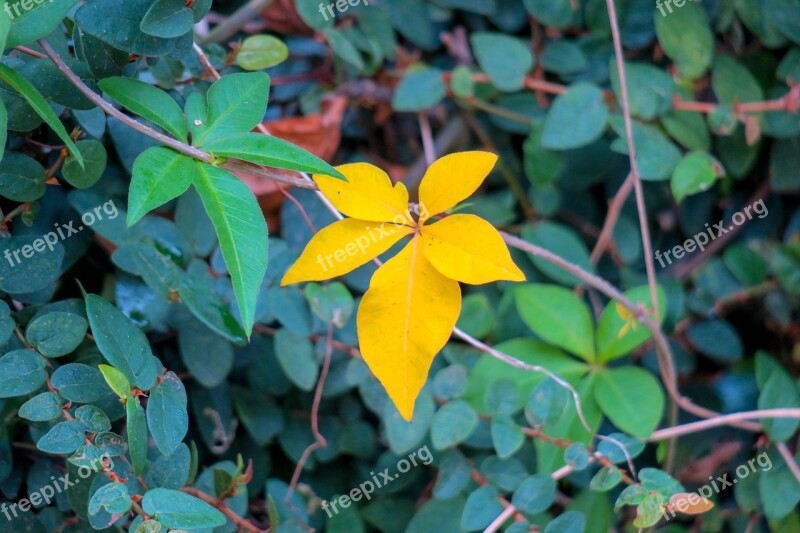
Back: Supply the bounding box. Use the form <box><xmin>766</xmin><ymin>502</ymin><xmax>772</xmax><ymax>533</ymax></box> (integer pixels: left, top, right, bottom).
<box><xmin>590</xmin><ymin>465</ymin><xmax>622</xmax><ymax>491</ymax></box>
<box><xmin>0</xmin><ymin>234</ymin><xmax>64</xmax><ymax>294</ymax></box>
<box><xmin>383</xmin><ymin>392</ymin><xmax>434</xmax><ymax>455</ymax></box>
<box><xmin>0</xmin><ymin>151</ymin><xmax>45</xmax><ymax>201</ymax></box>
<box><xmin>99</xmin><ymin>364</ymin><xmax>131</xmax><ymax>400</ymax></box>
<box><xmin>126</xmin><ymin>396</ymin><xmax>147</xmax><ymax>475</ymax></box>
<box><xmin>431</xmin><ymin>400</ymin><xmax>478</xmax><ymax>450</ymax></box>
<box><xmin>192</xmin><ymin>162</ymin><xmax>268</xmax><ymax>337</ymax></box>
<box><xmin>26</xmin><ymin>312</ymin><xmax>88</xmax><ymax>357</ymax></box>
<box><xmin>177</xmin><ymin>317</ymin><xmax>234</xmax><ymax>388</ymax></box>
<box><xmin>521</xmin><ymin>222</ymin><xmax>594</xmax><ymax>285</ymax></box>
<box><xmin>75</xmin><ymin>405</ymin><xmax>112</xmax><ymax>433</ymax></box>
<box><xmin>52</xmin><ymin>363</ymin><xmax>112</xmax><ymax>403</ymax></box>
<box><xmin>511</xmin><ymin>474</ymin><xmax>556</xmax><ymax>515</ymax></box>
<box><xmin>86</xmin><ymin>294</ymin><xmax>161</xmax><ymax>390</ymax></box>
<box><xmin>757</xmin><ymin>362</ymin><xmax>800</xmax><ymax>442</ymax></box>
<box><xmin>237</xmin><ymin>34</ymin><xmax>289</xmax><ymax>70</ymax></box>
<box><xmin>89</xmin><ymin>482</ymin><xmax>132</xmax><ymax>516</ymax></box>
<box><xmin>194</xmin><ymin>72</ymin><xmax>270</xmax><ymax>146</ymax></box>
<box><xmin>231</xmin><ymin>386</ymin><xmax>284</xmax><ymax>445</ymax></box>
<box><xmin>274</xmin><ymin>328</ymin><xmax>318</xmax><ymax>390</ymax></box>
<box><xmin>491</xmin><ymin>415</ymin><xmax>525</xmax><ymax>459</ymax></box>
<box><xmin>593</xmin><ymin>367</ymin><xmax>664</xmax><ymax>438</ymax></box>
<box><xmin>62</xmin><ymin>139</ymin><xmax>107</xmax><ymax>189</ymax></box>
<box><xmin>202</xmin><ymin>133</ymin><xmax>345</xmax><ymax>180</ymax></box>
<box><xmin>671</xmin><ymin>151</ymin><xmax>719</xmax><ymax>202</ymax></box>
<box><xmin>596</xmin><ymin>285</ymin><xmax>666</xmax><ymax>363</ymax></box>
<box><xmin>609</xmin><ymin>61</ymin><xmax>674</xmax><ymax>120</ymax></box>
<box><xmin>461</xmin><ymin>486</ymin><xmax>504</xmax><ymax>531</ymax></box>
<box><xmin>141</xmin><ymin>488</ymin><xmax>226</xmax><ymax>529</ymax></box>
<box><xmin>98</xmin><ymin>77</ymin><xmax>188</xmax><ymax>142</ymax></box>
<box><xmin>7</xmin><ymin>0</ymin><xmax>76</xmax><ymax>48</ymax></box>
<box><xmin>470</xmin><ymin>32</ymin><xmax>534</xmax><ymax>91</ymax></box>
<box><xmin>654</xmin><ymin>0</ymin><xmax>713</xmax><ymax>79</ymax></box>
<box><xmin>74</xmin><ymin>0</ymin><xmax>185</xmax><ymax>56</ymax></box>
<box><xmin>526</xmin><ymin>377</ymin><xmax>571</xmax><ymax>426</ymax></box>
<box><xmin>0</xmin><ymin>99</ymin><xmax>7</xmax><ymax>163</ymax></box>
<box><xmin>146</xmin><ymin>371</ymin><xmax>188</xmax><ymax>456</ymax></box>
<box><xmin>596</xmin><ymin>433</ymin><xmax>645</xmax><ymax>464</ymax></box>
<box><xmin>304</xmin><ymin>282</ymin><xmax>354</xmax><ymax>327</ymax></box>
<box><xmin>544</xmin><ymin>511</ymin><xmax>585</xmax><ymax>533</ymax></box>
<box><xmin>759</xmin><ymin>447</ymin><xmax>800</xmax><ymax>521</ymax></box>
<box><xmin>37</xmin><ymin>420</ymin><xmax>86</xmax><ymax>454</ymax></box>
<box><xmin>516</xmin><ymin>283</ymin><xmax>595</xmax><ymax>361</ymax></box>
<box><xmin>712</xmin><ymin>55</ymin><xmax>764</xmax><ymax>106</ymax></box>
<box><xmin>127</xmin><ymin>147</ymin><xmax>195</xmax><ymax>226</ymax></box>
<box><xmin>609</xmin><ymin>117</ymin><xmax>682</xmax><ymax>181</ymax></box>
<box><xmin>392</xmin><ymin>66</ymin><xmax>446</xmax><ymax>111</ymax></box>
<box><xmin>685</xmin><ymin>319</ymin><xmax>743</xmax><ymax>362</ymax></box>
<box><xmin>140</xmin><ymin>0</ymin><xmax>194</xmax><ymax>38</ymax></box>
<box><xmin>542</xmin><ymin>83</ymin><xmax>608</xmax><ymax>150</ymax></box>
<box><xmin>0</xmin><ymin>349</ymin><xmax>46</xmax><ymax>397</ymax></box>
<box><xmin>0</xmin><ymin>62</ymin><xmax>83</xmax><ymax>168</ymax></box>
<box><xmin>323</xmin><ymin>28</ymin><xmax>364</xmax><ymax>69</ymax></box>
<box><xmin>19</xmin><ymin>391</ymin><xmax>62</xmax><ymax>421</ymax></box>
<box><xmin>0</xmin><ymin>10</ymin><xmax>9</xmax><ymax>52</ymax></box>
<box><xmin>522</xmin><ymin>0</ymin><xmax>574</xmax><ymax>28</ymax></box>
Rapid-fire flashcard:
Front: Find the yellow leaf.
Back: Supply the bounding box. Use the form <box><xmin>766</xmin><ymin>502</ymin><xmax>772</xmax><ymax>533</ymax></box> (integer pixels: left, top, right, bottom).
<box><xmin>420</xmin><ymin>214</ymin><xmax>525</xmax><ymax>284</ymax></box>
<box><xmin>314</xmin><ymin>163</ymin><xmax>413</xmax><ymax>224</ymax></box>
<box><xmin>357</xmin><ymin>237</ymin><xmax>461</xmax><ymax>420</ymax></box>
<box><xmin>668</xmin><ymin>492</ymin><xmax>714</xmax><ymax>515</ymax></box>
<box><xmin>418</xmin><ymin>151</ymin><xmax>498</xmax><ymax>222</ymax></box>
<box><xmin>281</xmin><ymin>218</ymin><xmax>413</xmax><ymax>285</ymax></box>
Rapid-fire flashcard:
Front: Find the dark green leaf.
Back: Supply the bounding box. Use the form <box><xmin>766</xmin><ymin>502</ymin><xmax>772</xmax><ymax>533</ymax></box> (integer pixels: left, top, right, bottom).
<box><xmin>141</xmin><ymin>488</ymin><xmax>226</xmax><ymax>529</ymax></box>
<box><xmin>0</xmin><ymin>349</ymin><xmax>45</xmax><ymax>398</ymax></box>
<box><xmin>146</xmin><ymin>371</ymin><xmax>188</xmax><ymax>456</ymax></box>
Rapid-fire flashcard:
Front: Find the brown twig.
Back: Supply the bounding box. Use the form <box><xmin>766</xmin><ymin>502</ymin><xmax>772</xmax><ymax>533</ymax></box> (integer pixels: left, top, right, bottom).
<box><xmin>39</xmin><ymin>39</ymin><xmax>315</xmax><ymax>189</ymax></box>
<box><xmin>590</xmin><ymin>172</ymin><xmax>635</xmax><ymax>264</ymax></box>
<box><xmin>286</xmin><ymin>326</ymin><xmax>334</xmax><ymax>499</ymax></box>
<box><xmin>181</xmin><ymin>486</ymin><xmax>267</xmax><ymax>533</ymax></box>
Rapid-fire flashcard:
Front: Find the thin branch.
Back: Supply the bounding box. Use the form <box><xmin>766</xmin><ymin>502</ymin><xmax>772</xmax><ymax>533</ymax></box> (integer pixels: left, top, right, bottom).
<box><xmin>484</xmin><ymin>504</ymin><xmax>516</xmax><ymax>533</ymax></box>
<box><xmin>181</xmin><ymin>486</ymin><xmax>267</xmax><ymax>533</ymax></box>
<box><xmin>647</xmin><ymin>409</ymin><xmax>800</xmax><ymax>440</ymax></box>
<box><xmin>39</xmin><ymin>39</ymin><xmax>315</xmax><ymax>189</ymax></box>
<box><xmin>202</xmin><ymin>0</ymin><xmax>275</xmax><ymax>44</ymax></box>
<box><xmin>286</xmin><ymin>326</ymin><xmax>334</xmax><ymax>499</ymax></box>
<box><xmin>776</xmin><ymin>442</ymin><xmax>800</xmax><ymax>485</ymax></box>
<box><xmin>590</xmin><ymin>172</ymin><xmax>634</xmax><ymax>264</ymax></box>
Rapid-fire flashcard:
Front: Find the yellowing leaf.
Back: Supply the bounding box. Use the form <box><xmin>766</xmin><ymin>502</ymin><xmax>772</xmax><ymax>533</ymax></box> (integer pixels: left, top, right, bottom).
<box><xmin>418</xmin><ymin>151</ymin><xmax>498</xmax><ymax>222</ymax></box>
<box><xmin>668</xmin><ymin>492</ymin><xmax>714</xmax><ymax>515</ymax></box>
<box><xmin>357</xmin><ymin>237</ymin><xmax>461</xmax><ymax>420</ymax></box>
<box><xmin>420</xmin><ymin>214</ymin><xmax>525</xmax><ymax>284</ymax></box>
<box><xmin>281</xmin><ymin>219</ymin><xmax>413</xmax><ymax>285</ymax></box>
<box><xmin>314</xmin><ymin>163</ymin><xmax>413</xmax><ymax>223</ymax></box>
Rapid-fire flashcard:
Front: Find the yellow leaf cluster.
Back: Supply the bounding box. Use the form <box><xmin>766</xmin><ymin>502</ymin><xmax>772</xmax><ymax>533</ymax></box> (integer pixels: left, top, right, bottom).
<box><xmin>282</xmin><ymin>152</ymin><xmax>525</xmax><ymax>420</ymax></box>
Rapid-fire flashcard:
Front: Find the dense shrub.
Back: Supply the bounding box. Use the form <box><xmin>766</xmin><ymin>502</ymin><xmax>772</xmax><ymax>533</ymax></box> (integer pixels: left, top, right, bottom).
<box><xmin>0</xmin><ymin>0</ymin><xmax>797</xmax><ymax>532</ymax></box>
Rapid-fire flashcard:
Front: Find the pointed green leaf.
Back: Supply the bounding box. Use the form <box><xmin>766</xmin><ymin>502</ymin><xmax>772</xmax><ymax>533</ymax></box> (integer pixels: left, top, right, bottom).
<box><xmin>594</xmin><ymin>367</ymin><xmax>664</xmax><ymax>438</ymax></box>
<box><xmin>86</xmin><ymin>294</ymin><xmax>161</xmax><ymax>390</ymax></box>
<box><xmin>203</xmin><ymin>132</ymin><xmax>345</xmax><ymax>180</ymax></box>
<box><xmin>195</xmin><ymin>72</ymin><xmax>270</xmax><ymax>146</ymax></box>
<box><xmin>98</xmin><ymin>77</ymin><xmax>188</xmax><ymax>142</ymax></box>
<box><xmin>140</xmin><ymin>0</ymin><xmax>194</xmax><ymax>38</ymax></box>
<box><xmin>142</xmin><ymin>488</ymin><xmax>226</xmax><ymax>529</ymax></box>
<box><xmin>146</xmin><ymin>371</ymin><xmax>188</xmax><ymax>456</ymax></box>
<box><xmin>126</xmin><ymin>396</ymin><xmax>147</xmax><ymax>475</ymax></box>
<box><xmin>516</xmin><ymin>283</ymin><xmax>596</xmax><ymax>362</ymax></box>
<box><xmin>99</xmin><ymin>364</ymin><xmax>130</xmax><ymax>400</ymax></box>
<box><xmin>0</xmin><ymin>62</ymin><xmax>83</xmax><ymax>167</ymax></box>
<box><xmin>192</xmin><ymin>162</ymin><xmax>268</xmax><ymax>336</ymax></box>
<box><xmin>127</xmin><ymin>147</ymin><xmax>194</xmax><ymax>226</ymax></box>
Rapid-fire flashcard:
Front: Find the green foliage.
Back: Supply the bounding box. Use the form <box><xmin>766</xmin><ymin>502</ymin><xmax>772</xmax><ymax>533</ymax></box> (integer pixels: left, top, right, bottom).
<box><xmin>0</xmin><ymin>1</ymin><xmax>795</xmax><ymax>531</ymax></box>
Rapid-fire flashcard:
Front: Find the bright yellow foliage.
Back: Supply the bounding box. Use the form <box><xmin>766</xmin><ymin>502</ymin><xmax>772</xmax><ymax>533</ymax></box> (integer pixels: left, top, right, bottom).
<box><xmin>358</xmin><ymin>238</ymin><xmax>461</xmax><ymax>419</ymax></box>
<box><xmin>281</xmin><ymin>152</ymin><xmax>525</xmax><ymax>420</ymax></box>
<box><xmin>314</xmin><ymin>163</ymin><xmax>413</xmax><ymax>224</ymax></box>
